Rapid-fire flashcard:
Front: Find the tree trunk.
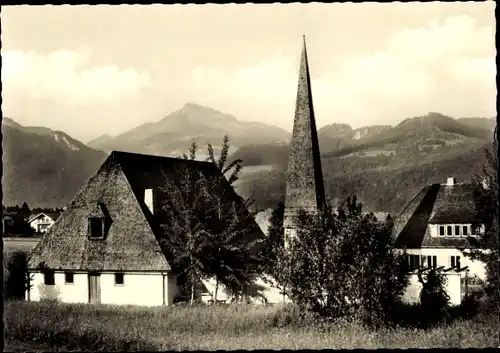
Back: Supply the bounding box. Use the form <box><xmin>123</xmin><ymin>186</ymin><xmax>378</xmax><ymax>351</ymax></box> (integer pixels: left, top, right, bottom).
<box><xmin>214</xmin><ymin>276</ymin><xmax>219</xmax><ymax>305</ymax></box>
<box><xmin>190</xmin><ymin>281</ymin><xmax>195</xmax><ymax>306</ymax></box>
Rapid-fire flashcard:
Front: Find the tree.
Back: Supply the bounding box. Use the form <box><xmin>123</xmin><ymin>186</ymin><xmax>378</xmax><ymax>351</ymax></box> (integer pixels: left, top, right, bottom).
<box><xmin>160</xmin><ymin>136</ymin><xmax>260</xmax><ymax>305</ymax></box>
<box><xmin>275</xmin><ymin>196</ymin><xmax>408</xmax><ymax>326</ymax></box>
<box><xmin>203</xmin><ymin>135</ymin><xmax>261</xmax><ymax>303</ymax></box>
<box><xmin>159</xmin><ymin>141</ymin><xmax>215</xmax><ymax>305</ymax></box>
<box><xmin>465</xmin><ymin>132</ymin><xmax>499</xmax><ymax>310</ymax></box>
<box><xmin>203</xmin><ymin>200</ymin><xmax>262</xmax><ymax>304</ymax></box>
<box><xmin>4</xmin><ymin>251</ymin><xmax>31</xmax><ymax>300</ymax></box>
<box><xmin>418</xmin><ymin>269</ymin><xmax>450</xmax><ymax>326</ymax></box>
<box><xmin>260</xmin><ymin>202</ymin><xmax>285</xmax><ymax>276</ymax></box>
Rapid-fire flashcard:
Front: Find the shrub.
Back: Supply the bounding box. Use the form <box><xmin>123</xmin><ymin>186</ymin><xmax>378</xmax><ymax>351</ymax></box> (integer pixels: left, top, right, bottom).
<box><xmin>418</xmin><ymin>269</ymin><xmax>450</xmax><ymax>326</ymax></box>
<box><xmin>4</xmin><ymin>250</ymin><xmax>30</xmax><ymax>300</ymax></box>
<box><xmin>274</xmin><ymin>196</ymin><xmax>409</xmax><ymax>327</ymax></box>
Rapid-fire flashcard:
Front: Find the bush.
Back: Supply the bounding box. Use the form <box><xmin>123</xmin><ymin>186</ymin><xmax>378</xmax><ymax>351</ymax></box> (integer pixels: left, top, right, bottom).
<box><xmin>274</xmin><ymin>196</ymin><xmax>408</xmax><ymax>327</ymax></box>
<box><xmin>418</xmin><ymin>269</ymin><xmax>450</xmax><ymax>327</ymax></box>
<box><xmin>4</xmin><ymin>250</ymin><xmax>30</xmax><ymax>300</ymax></box>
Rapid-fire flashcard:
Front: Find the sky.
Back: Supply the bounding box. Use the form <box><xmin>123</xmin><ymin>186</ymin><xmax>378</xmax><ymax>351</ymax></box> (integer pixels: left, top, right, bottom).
<box><xmin>1</xmin><ymin>3</ymin><xmax>497</xmax><ymax>143</ymax></box>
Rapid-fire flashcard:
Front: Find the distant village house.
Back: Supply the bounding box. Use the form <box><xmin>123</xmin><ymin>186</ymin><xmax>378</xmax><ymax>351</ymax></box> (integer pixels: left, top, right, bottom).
<box><xmin>27</xmin><ymin>212</ymin><xmax>61</xmax><ymax>234</ymax></box>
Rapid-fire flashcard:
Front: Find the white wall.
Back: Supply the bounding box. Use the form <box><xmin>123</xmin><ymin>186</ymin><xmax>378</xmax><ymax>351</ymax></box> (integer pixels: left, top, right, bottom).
<box><xmin>27</xmin><ymin>272</ymin><xmax>88</xmax><ymax>303</ymax></box>
<box><xmin>100</xmin><ymin>272</ymin><xmax>164</xmax><ymax>306</ymax></box>
<box><xmin>405</xmin><ymin>248</ymin><xmax>487</xmax><ymax>280</ymax></box>
<box><xmin>27</xmin><ymin>271</ymin><xmax>179</xmax><ymax>307</ymax></box>
<box><xmin>403</xmin><ymin>272</ymin><xmax>462</xmax><ymax>306</ymax></box>
<box><xmin>200</xmin><ymin>275</ymin><xmax>290</xmax><ymax>305</ymax></box>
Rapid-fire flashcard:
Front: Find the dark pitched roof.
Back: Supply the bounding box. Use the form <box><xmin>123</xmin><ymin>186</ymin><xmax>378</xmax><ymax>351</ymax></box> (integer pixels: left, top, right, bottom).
<box><xmin>28</xmin><ymin>151</ymin><xmax>264</xmax><ymax>271</ymax></box>
<box><xmin>392</xmin><ymin>183</ymin><xmax>481</xmax><ymax>249</ymax></box>
<box><xmin>428</xmin><ymin>184</ymin><xmax>479</xmax><ymax>224</ymax></box>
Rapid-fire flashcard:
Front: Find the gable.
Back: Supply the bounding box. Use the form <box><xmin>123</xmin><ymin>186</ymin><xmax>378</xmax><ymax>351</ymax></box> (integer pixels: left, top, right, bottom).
<box><xmin>28</xmin><ymin>155</ymin><xmax>171</xmax><ymax>271</ymax></box>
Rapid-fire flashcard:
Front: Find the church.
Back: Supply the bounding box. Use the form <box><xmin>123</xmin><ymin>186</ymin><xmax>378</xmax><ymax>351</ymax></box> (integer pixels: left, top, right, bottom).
<box><xmin>278</xmin><ymin>37</ymin><xmax>488</xmax><ymax>307</ymax></box>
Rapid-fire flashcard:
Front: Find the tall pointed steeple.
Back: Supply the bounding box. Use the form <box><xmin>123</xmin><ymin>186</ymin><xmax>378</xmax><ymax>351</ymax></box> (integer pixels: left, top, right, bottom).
<box><xmin>283</xmin><ymin>36</ymin><xmax>325</xmax><ymax>239</ymax></box>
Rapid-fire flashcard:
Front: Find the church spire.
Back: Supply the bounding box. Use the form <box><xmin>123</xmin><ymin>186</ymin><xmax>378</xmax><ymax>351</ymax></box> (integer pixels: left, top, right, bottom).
<box><xmin>283</xmin><ymin>36</ymin><xmax>326</xmax><ymax>233</ymax></box>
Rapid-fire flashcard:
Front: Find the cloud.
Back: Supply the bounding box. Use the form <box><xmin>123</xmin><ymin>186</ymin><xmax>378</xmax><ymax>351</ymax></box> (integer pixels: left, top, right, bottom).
<box><xmin>184</xmin><ymin>14</ymin><xmax>496</xmax><ymax>129</ymax></box>
<box><xmin>2</xmin><ymin>49</ymin><xmax>151</xmax><ymax>105</ymax></box>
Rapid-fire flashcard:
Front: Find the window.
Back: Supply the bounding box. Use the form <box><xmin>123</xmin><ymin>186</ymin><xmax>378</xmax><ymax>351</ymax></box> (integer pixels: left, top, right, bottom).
<box><xmin>407</xmin><ymin>255</ymin><xmax>421</xmax><ymax>270</ymax></box>
<box><xmin>447</xmin><ymin>225</ymin><xmax>453</xmax><ymax>236</ymax></box>
<box><xmin>89</xmin><ymin>217</ymin><xmax>104</xmax><ymax>239</ymax></box>
<box><xmin>44</xmin><ymin>271</ymin><xmax>55</xmax><ymax>285</ymax></box>
<box><xmin>425</xmin><ymin>255</ymin><xmax>437</xmax><ymax>269</ymax></box>
<box><xmin>454</xmin><ymin>225</ymin><xmax>460</xmax><ymax>237</ymax></box>
<box><xmin>451</xmin><ymin>256</ymin><xmax>461</xmax><ymax>268</ymax></box>
<box><xmin>463</xmin><ymin>225</ymin><xmax>469</xmax><ymax>236</ymax></box>
<box><xmin>115</xmin><ymin>273</ymin><xmax>124</xmax><ymax>286</ymax></box>
<box><xmin>65</xmin><ymin>272</ymin><xmax>74</xmax><ymax>284</ymax></box>
<box><xmin>439</xmin><ymin>226</ymin><xmax>445</xmax><ymax>236</ymax></box>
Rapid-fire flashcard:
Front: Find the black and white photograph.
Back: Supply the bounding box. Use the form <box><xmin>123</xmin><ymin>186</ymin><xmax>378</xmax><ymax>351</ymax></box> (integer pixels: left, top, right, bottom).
<box><xmin>1</xmin><ymin>2</ymin><xmax>498</xmax><ymax>350</ymax></box>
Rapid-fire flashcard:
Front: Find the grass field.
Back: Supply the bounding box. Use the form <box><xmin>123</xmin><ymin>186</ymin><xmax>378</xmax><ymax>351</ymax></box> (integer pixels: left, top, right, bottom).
<box><xmin>3</xmin><ymin>237</ymin><xmax>41</xmax><ymax>253</ymax></box>
<box><xmin>4</xmin><ymin>300</ymin><xmax>498</xmax><ymax>351</ymax></box>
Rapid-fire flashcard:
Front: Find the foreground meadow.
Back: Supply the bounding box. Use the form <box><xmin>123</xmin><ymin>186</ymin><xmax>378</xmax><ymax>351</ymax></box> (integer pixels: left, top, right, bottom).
<box><xmin>4</xmin><ymin>300</ymin><xmax>498</xmax><ymax>351</ymax></box>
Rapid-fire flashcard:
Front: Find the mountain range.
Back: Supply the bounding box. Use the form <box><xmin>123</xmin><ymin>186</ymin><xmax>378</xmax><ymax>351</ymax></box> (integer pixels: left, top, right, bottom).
<box><xmin>2</xmin><ymin>104</ymin><xmax>496</xmax><ymax>216</ymax></box>
<box><xmin>87</xmin><ymin>102</ymin><xmax>291</xmax><ymax>158</ymax></box>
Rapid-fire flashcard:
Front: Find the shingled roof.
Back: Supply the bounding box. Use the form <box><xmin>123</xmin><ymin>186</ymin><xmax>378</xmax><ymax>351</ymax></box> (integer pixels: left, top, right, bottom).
<box><xmin>284</xmin><ymin>36</ymin><xmax>325</xmax><ymax>229</ymax></box>
<box><xmin>392</xmin><ymin>181</ymin><xmax>481</xmax><ymax>249</ymax></box>
<box><xmin>28</xmin><ymin>151</ymin><xmax>264</xmax><ymax>271</ymax></box>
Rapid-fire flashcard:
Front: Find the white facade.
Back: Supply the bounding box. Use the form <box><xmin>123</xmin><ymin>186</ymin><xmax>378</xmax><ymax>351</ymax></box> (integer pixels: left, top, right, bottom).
<box><xmin>28</xmin><ymin>214</ymin><xmax>56</xmax><ymax>234</ymax></box>
<box><xmin>397</xmin><ymin>247</ymin><xmax>487</xmax><ymax>306</ymax></box>
<box><xmin>404</xmin><ymin>248</ymin><xmax>487</xmax><ymax>280</ymax></box>
<box><xmin>200</xmin><ymin>276</ymin><xmax>290</xmax><ymax>305</ymax></box>
<box><xmin>404</xmin><ymin>272</ymin><xmax>462</xmax><ymax>306</ymax></box>
<box><xmin>27</xmin><ymin>271</ymin><xmax>180</xmax><ymax>307</ymax></box>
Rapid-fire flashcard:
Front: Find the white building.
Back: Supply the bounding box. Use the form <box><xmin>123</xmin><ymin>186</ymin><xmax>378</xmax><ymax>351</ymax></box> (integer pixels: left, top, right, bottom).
<box><xmin>392</xmin><ymin>177</ymin><xmax>488</xmax><ymax>306</ymax></box>
<box><xmin>27</xmin><ymin>151</ymin><xmax>265</xmax><ymax>306</ymax></box>
<box><xmin>28</xmin><ymin>212</ymin><xmax>61</xmax><ymax>234</ymax></box>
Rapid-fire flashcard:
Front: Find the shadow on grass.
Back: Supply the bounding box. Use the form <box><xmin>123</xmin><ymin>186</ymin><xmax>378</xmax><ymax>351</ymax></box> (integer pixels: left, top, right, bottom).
<box><xmin>387</xmin><ymin>294</ymin><xmax>486</xmax><ymax>330</ymax></box>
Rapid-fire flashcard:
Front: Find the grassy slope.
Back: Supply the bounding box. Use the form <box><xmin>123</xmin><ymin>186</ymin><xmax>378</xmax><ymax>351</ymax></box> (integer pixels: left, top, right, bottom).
<box><xmin>4</xmin><ymin>301</ymin><xmax>498</xmax><ymax>351</ymax></box>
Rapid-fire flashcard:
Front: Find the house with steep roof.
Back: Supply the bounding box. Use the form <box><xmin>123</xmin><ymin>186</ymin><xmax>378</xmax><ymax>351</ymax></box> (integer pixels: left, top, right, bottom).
<box><xmin>28</xmin><ymin>212</ymin><xmax>62</xmax><ymax>234</ymax></box>
<box><xmin>27</xmin><ymin>151</ymin><xmax>265</xmax><ymax>306</ymax></box>
<box><xmin>392</xmin><ymin>177</ymin><xmax>487</xmax><ymax>305</ymax></box>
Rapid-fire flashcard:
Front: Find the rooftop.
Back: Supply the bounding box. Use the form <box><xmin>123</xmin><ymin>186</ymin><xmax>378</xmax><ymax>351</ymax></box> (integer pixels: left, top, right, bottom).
<box><xmin>28</xmin><ymin>151</ymin><xmax>264</xmax><ymax>271</ymax></box>
<box><xmin>392</xmin><ymin>178</ymin><xmax>482</xmax><ymax>249</ymax></box>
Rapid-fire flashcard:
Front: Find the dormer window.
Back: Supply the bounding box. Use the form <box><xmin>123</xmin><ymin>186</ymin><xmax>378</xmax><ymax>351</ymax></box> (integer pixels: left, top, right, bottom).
<box><xmin>87</xmin><ymin>202</ymin><xmax>112</xmax><ymax>240</ymax></box>
<box><xmin>433</xmin><ymin>223</ymin><xmax>476</xmax><ymax>238</ymax></box>
<box><xmin>89</xmin><ymin>217</ymin><xmax>104</xmax><ymax>239</ymax></box>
